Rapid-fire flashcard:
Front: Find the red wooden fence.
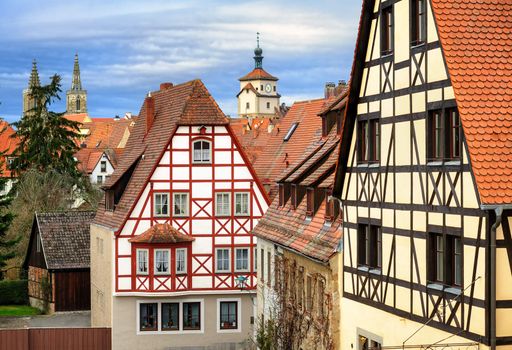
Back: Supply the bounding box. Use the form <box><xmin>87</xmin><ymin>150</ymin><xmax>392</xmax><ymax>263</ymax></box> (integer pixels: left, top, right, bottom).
<box><xmin>0</xmin><ymin>328</ymin><xmax>111</xmax><ymax>350</ymax></box>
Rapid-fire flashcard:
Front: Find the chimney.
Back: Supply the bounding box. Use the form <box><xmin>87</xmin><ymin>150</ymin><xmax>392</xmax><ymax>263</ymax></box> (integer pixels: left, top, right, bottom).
<box><xmin>145</xmin><ymin>92</ymin><xmax>155</xmax><ymax>134</ymax></box>
<box><xmin>324</xmin><ymin>82</ymin><xmax>336</xmax><ymax>98</ymax></box>
<box><xmin>160</xmin><ymin>82</ymin><xmax>173</xmax><ymax>90</ymax></box>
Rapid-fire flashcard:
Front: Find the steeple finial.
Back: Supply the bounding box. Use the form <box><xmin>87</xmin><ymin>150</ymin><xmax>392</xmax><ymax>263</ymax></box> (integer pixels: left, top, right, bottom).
<box><xmin>254</xmin><ymin>32</ymin><xmax>263</xmax><ymax>69</ymax></box>
<box><xmin>29</xmin><ymin>59</ymin><xmax>40</xmax><ymax>88</ymax></box>
<box><xmin>71</xmin><ymin>53</ymin><xmax>82</xmax><ymax>90</ymax></box>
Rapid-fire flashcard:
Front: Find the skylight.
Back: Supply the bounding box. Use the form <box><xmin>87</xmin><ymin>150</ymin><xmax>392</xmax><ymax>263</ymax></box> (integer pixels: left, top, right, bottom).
<box><xmin>283</xmin><ymin>122</ymin><xmax>299</xmax><ymax>142</ymax></box>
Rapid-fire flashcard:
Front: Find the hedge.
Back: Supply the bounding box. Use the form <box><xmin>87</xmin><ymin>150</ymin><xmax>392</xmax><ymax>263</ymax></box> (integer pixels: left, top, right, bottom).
<box><xmin>0</xmin><ymin>280</ymin><xmax>28</xmax><ymax>305</ymax></box>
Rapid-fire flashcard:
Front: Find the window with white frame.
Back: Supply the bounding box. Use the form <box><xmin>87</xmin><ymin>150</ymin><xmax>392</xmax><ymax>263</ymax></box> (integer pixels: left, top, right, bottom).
<box><xmin>161</xmin><ymin>303</ymin><xmax>179</xmax><ymax>331</ymax></box>
<box><xmin>216</xmin><ymin>192</ymin><xmax>230</xmax><ymax>216</ymax></box>
<box><xmin>139</xmin><ymin>303</ymin><xmax>158</xmax><ymax>331</ymax></box>
<box><xmin>216</xmin><ymin>248</ymin><xmax>230</xmax><ymax>272</ymax></box>
<box><xmin>235</xmin><ymin>248</ymin><xmax>249</xmax><ymax>272</ymax></box>
<box><xmin>193</xmin><ymin>140</ymin><xmax>211</xmax><ymax>163</ymax></box>
<box><xmin>100</xmin><ymin>160</ymin><xmax>107</xmax><ymax>173</ymax></box>
<box><xmin>219</xmin><ymin>301</ymin><xmax>238</xmax><ymax>330</ymax></box>
<box><xmin>154</xmin><ymin>249</ymin><xmax>170</xmax><ymax>275</ymax></box>
<box><xmin>137</xmin><ymin>249</ymin><xmax>148</xmax><ymax>275</ymax></box>
<box><xmin>96</xmin><ymin>175</ymin><xmax>103</xmax><ymax>184</ymax></box>
<box><xmin>154</xmin><ymin>193</ymin><xmax>169</xmax><ymax>217</ymax></box>
<box><xmin>173</xmin><ymin>193</ymin><xmax>188</xmax><ymax>217</ymax></box>
<box><xmin>176</xmin><ymin>248</ymin><xmax>187</xmax><ymax>274</ymax></box>
<box><xmin>234</xmin><ymin>192</ymin><xmax>249</xmax><ymax>216</ymax></box>
<box><xmin>183</xmin><ymin>302</ymin><xmax>201</xmax><ymax>330</ymax></box>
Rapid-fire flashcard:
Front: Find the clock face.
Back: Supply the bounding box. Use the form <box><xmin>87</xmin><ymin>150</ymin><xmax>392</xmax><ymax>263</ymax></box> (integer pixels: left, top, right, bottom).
<box><xmin>265</xmin><ymin>83</ymin><xmax>272</xmax><ymax>93</ymax></box>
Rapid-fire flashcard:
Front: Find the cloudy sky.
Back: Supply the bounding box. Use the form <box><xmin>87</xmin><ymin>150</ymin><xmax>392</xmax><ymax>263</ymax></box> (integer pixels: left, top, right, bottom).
<box><xmin>0</xmin><ymin>0</ymin><xmax>361</xmax><ymax>122</ymax></box>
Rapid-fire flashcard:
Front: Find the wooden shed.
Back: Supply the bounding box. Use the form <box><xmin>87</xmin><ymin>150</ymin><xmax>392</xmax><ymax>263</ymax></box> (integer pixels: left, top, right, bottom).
<box><xmin>23</xmin><ymin>211</ymin><xmax>95</xmax><ymax>312</ymax></box>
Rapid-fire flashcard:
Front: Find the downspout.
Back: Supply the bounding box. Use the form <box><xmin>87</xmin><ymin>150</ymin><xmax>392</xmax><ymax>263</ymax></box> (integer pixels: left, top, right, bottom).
<box><xmin>489</xmin><ymin>206</ymin><xmax>503</xmax><ymax>350</ymax></box>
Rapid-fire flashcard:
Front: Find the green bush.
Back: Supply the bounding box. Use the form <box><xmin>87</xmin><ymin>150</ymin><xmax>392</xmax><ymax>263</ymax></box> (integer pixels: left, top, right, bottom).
<box><xmin>0</xmin><ymin>279</ymin><xmax>28</xmax><ymax>305</ymax></box>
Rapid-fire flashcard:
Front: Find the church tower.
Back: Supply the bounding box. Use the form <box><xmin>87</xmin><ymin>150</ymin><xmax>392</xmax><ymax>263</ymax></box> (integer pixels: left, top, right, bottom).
<box><xmin>237</xmin><ymin>34</ymin><xmax>280</xmax><ymax>120</ymax></box>
<box><xmin>66</xmin><ymin>54</ymin><xmax>87</xmax><ymax>115</ymax></box>
<box><xmin>22</xmin><ymin>59</ymin><xmax>41</xmax><ymax>116</ymax></box>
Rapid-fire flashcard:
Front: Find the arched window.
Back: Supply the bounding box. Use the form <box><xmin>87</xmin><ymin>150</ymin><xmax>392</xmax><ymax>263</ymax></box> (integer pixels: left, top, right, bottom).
<box><xmin>193</xmin><ymin>140</ymin><xmax>211</xmax><ymax>163</ymax></box>
<box><xmin>76</xmin><ymin>97</ymin><xmax>81</xmax><ymax>111</ymax></box>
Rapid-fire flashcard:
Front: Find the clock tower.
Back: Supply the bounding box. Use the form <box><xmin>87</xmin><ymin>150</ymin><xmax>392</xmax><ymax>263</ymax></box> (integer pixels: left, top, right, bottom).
<box><xmin>66</xmin><ymin>54</ymin><xmax>87</xmax><ymax>115</ymax></box>
<box><xmin>237</xmin><ymin>34</ymin><xmax>280</xmax><ymax>120</ymax></box>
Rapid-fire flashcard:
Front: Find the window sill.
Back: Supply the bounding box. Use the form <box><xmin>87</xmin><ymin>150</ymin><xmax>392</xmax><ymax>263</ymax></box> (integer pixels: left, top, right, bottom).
<box><xmin>323</xmin><ymin>220</ymin><xmax>333</xmax><ymax>227</ymax></box>
<box><xmin>357</xmin><ymin>266</ymin><xmax>369</xmax><ymax>272</ymax></box>
<box><xmin>369</xmin><ymin>268</ymin><xmax>382</xmax><ymax>275</ymax></box>
<box><xmin>154</xmin><ymin>215</ymin><xmax>170</xmax><ymax>218</ymax></box>
<box><xmin>444</xmin><ymin>160</ymin><xmax>461</xmax><ymax>166</ymax></box>
<box><xmin>136</xmin><ymin>272</ymin><xmax>149</xmax><ymax>276</ymax></box>
<box><xmin>427</xmin><ymin>283</ymin><xmax>444</xmax><ymax>291</ymax></box>
<box><xmin>173</xmin><ymin>214</ymin><xmax>189</xmax><ymax>218</ymax></box>
<box><xmin>304</xmin><ymin>216</ymin><xmax>312</xmax><ymax>222</ymax></box>
<box><xmin>411</xmin><ymin>42</ymin><xmax>426</xmax><ymax>49</ymax></box>
<box><xmin>445</xmin><ymin>287</ymin><xmax>462</xmax><ymax>296</ymax></box>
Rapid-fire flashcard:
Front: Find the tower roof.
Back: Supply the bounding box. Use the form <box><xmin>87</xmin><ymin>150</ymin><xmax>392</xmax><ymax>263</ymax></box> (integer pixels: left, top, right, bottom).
<box><xmin>28</xmin><ymin>59</ymin><xmax>40</xmax><ymax>88</ymax></box>
<box><xmin>71</xmin><ymin>54</ymin><xmax>83</xmax><ymax>91</ymax></box>
<box><xmin>253</xmin><ymin>32</ymin><xmax>263</xmax><ymax>69</ymax></box>
<box><xmin>239</xmin><ymin>33</ymin><xmax>278</xmax><ymax>81</ymax></box>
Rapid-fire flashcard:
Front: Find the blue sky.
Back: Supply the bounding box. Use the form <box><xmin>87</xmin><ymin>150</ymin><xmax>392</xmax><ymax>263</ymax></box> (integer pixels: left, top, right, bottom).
<box><xmin>0</xmin><ymin>0</ymin><xmax>361</xmax><ymax>122</ymax></box>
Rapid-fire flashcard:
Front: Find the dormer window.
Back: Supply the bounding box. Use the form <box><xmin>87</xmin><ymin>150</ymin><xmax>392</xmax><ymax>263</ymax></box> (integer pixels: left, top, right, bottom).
<box><xmin>325</xmin><ymin>190</ymin><xmax>339</xmax><ymax>222</ymax></box>
<box><xmin>193</xmin><ymin>140</ymin><xmax>211</xmax><ymax>163</ymax></box>
<box><xmin>291</xmin><ymin>185</ymin><xmax>298</xmax><ymax>209</ymax></box>
<box><xmin>278</xmin><ymin>184</ymin><xmax>285</xmax><ymax>207</ymax></box>
<box><xmin>306</xmin><ymin>188</ymin><xmax>314</xmax><ymax>217</ymax></box>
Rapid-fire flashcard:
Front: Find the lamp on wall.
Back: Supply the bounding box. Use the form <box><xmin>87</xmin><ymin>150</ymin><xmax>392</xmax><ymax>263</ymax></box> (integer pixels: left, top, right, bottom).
<box><xmin>235</xmin><ymin>275</ymin><xmax>248</xmax><ymax>291</ymax></box>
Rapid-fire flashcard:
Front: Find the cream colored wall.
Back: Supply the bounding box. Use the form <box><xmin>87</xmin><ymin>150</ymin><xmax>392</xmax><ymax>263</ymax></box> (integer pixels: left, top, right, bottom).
<box><xmin>112</xmin><ymin>294</ymin><xmax>254</xmax><ymax>350</ymax></box>
<box><xmin>256</xmin><ymin>238</ymin><xmax>277</xmax><ymax>322</ymax></box>
<box><xmin>341</xmin><ymin>298</ymin><xmax>489</xmax><ymax>349</ymax></box>
<box><xmin>91</xmin><ymin>223</ymin><xmax>113</xmax><ymax>327</ymax></box>
<box><xmin>495</xmin><ymin>219</ymin><xmax>512</xmax><ymax>338</ymax></box>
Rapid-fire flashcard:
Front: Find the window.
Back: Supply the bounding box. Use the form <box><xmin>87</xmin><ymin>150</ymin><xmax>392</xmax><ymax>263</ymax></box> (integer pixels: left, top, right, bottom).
<box><xmin>428</xmin><ymin>232</ymin><xmax>462</xmax><ymax>287</ymax></box>
<box><xmin>359</xmin><ymin>335</ymin><xmax>382</xmax><ymax>350</ymax></box>
<box><xmin>7</xmin><ymin>157</ymin><xmax>15</xmax><ymax>169</ymax></box>
<box><xmin>154</xmin><ymin>193</ymin><xmax>169</xmax><ymax>217</ymax></box>
<box><xmin>357</xmin><ymin>119</ymin><xmax>380</xmax><ymax>163</ymax></box>
<box><xmin>306</xmin><ymin>188</ymin><xmax>314</xmax><ymax>216</ymax></box>
<box><xmin>318</xmin><ymin>279</ymin><xmax>325</xmax><ymax>318</ymax></box>
<box><xmin>100</xmin><ymin>160</ymin><xmax>107</xmax><ymax>173</ymax></box>
<box><xmin>161</xmin><ymin>303</ymin><xmax>179</xmax><ymax>331</ymax></box>
<box><xmin>266</xmin><ymin>102</ymin><xmax>270</xmax><ymax>109</ymax></box>
<box><xmin>260</xmin><ymin>248</ymin><xmax>264</xmax><ymax>282</ymax></box>
<box><xmin>154</xmin><ymin>249</ymin><xmax>170</xmax><ymax>275</ymax></box>
<box><xmin>297</xmin><ymin>269</ymin><xmax>304</xmax><ymax>308</ymax></box>
<box><xmin>381</xmin><ymin>6</ymin><xmax>394</xmax><ymax>55</ymax></box>
<box><xmin>427</xmin><ymin>108</ymin><xmax>461</xmax><ymax>161</ymax></box>
<box><xmin>36</xmin><ymin>234</ymin><xmax>41</xmax><ymax>253</ymax></box>
<box><xmin>246</xmin><ymin>102</ymin><xmax>250</xmax><ymax>109</ymax></box>
<box><xmin>183</xmin><ymin>302</ymin><xmax>200</xmax><ymax>330</ymax></box>
<box><xmin>306</xmin><ymin>275</ymin><xmax>313</xmax><ymax>311</ymax></box>
<box><xmin>76</xmin><ymin>97</ymin><xmax>81</xmax><ymax>111</ymax></box>
<box><xmin>273</xmin><ymin>86</ymin><xmax>276</xmax><ymax>92</ymax></box>
<box><xmin>234</xmin><ymin>192</ymin><xmax>249</xmax><ymax>216</ymax></box>
<box><xmin>216</xmin><ymin>248</ymin><xmax>230</xmax><ymax>272</ymax></box>
<box><xmin>139</xmin><ymin>303</ymin><xmax>158</xmax><ymax>331</ymax></box>
<box><xmin>357</xmin><ymin>224</ymin><xmax>382</xmax><ymax>269</ymax></box>
<box><xmin>173</xmin><ymin>193</ymin><xmax>188</xmax><ymax>217</ymax></box>
<box><xmin>216</xmin><ymin>193</ymin><xmax>230</xmax><ymax>216</ymax></box>
<box><xmin>278</xmin><ymin>184</ymin><xmax>285</xmax><ymax>207</ymax></box>
<box><xmin>291</xmin><ymin>185</ymin><xmax>297</xmax><ymax>209</ymax></box>
<box><xmin>137</xmin><ymin>249</ymin><xmax>148</xmax><ymax>275</ymax></box>
<box><xmin>267</xmin><ymin>251</ymin><xmax>271</xmax><ymax>287</ymax></box>
<box><xmin>193</xmin><ymin>140</ymin><xmax>211</xmax><ymax>163</ymax></box>
<box><xmin>411</xmin><ymin>0</ymin><xmax>426</xmax><ymax>45</ymax></box>
<box><xmin>219</xmin><ymin>301</ymin><xmax>238</xmax><ymax>330</ymax></box>
<box><xmin>176</xmin><ymin>248</ymin><xmax>187</xmax><ymax>274</ymax></box>
<box><xmin>235</xmin><ymin>248</ymin><xmax>249</xmax><ymax>272</ymax></box>
<box><xmin>254</xmin><ymin>248</ymin><xmax>257</xmax><ymax>271</ymax></box>
<box><xmin>325</xmin><ymin>192</ymin><xmax>337</xmax><ymax>221</ymax></box>
<box><xmin>96</xmin><ymin>175</ymin><xmax>103</xmax><ymax>184</ymax></box>
<box><xmin>260</xmin><ymin>85</ymin><xmax>264</xmax><ymax>91</ymax></box>
<box><xmin>284</xmin><ymin>122</ymin><xmax>299</xmax><ymax>141</ymax></box>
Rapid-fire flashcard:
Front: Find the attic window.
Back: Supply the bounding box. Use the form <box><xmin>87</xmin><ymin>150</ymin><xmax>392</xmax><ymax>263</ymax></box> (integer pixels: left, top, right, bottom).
<box><xmin>284</xmin><ymin>123</ymin><xmax>299</xmax><ymax>142</ymax></box>
<box><xmin>306</xmin><ymin>188</ymin><xmax>314</xmax><ymax>217</ymax></box>
<box><xmin>193</xmin><ymin>140</ymin><xmax>211</xmax><ymax>163</ymax></box>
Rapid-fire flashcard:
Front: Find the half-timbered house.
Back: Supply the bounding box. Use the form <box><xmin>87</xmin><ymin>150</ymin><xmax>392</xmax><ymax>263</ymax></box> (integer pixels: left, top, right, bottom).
<box><xmin>334</xmin><ymin>0</ymin><xmax>512</xmax><ymax>349</ymax></box>
<box><xmin>91</xmin><ymin>80</ymin><xmax>269</xmax><ymax>350</ymax></box>
<box><xmin>254</xmin><ymin>90</ymin><xmax>347</xmax><ymax>349</ymax></box>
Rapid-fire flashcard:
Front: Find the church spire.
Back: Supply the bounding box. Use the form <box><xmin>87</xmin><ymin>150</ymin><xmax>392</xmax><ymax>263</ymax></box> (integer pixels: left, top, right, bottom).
<box><xmin>28</xmin><ymin>59</ymin><xmax>40</xmax><ymax>88</ymax></box>
<box><xmin>254</xmin><ymin>32</ymin><xmax>263</xmax><ymax>69</ymax></box>
<box><xmin>71</xmin><ymin>53</ymin><xmax>82</xmax><ymax>91</ymax></box>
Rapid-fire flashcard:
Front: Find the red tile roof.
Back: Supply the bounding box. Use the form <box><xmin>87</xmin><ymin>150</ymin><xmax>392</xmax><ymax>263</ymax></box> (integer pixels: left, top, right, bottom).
<box><xmin>239</xmin><ymin>68</ymin><xmax>278</xmax><ymax>82</ymax></box>
<box><xmin>94</xmin><ymin>80</ymin><xmax>230</xmax><ymax>231</ymax></box>
<box><xmin>430</xmin><ymin>0</ymin><xmax>512</xmax><ymax>205</ymax></box>
<box><xmin>75</xmin><ymin>148</ymin><xmax>124</xmax><ymax>174</ymax></box>
<box><xmin>253</xmin><ymin>98</ymin><xmax>347</xmax><ymax>262</ymax></box>
<box><xmin>252</xmin><ymin>98</ymin><xmax>327</xmax><ymax>200</ymax></box>
<box><xmin>0</xmin><ymin>121</ymin><xmax>19</xmax><ymax>178</ymax></box>
<box><xmin>129</xmin><ymin>223</ymin><xmax>195</xmax><ymax>244</ymax></box>
<box><xmin>230</xmin><ymin>117</ymin><xmax>276</xmax><ymax>165</ymax></box>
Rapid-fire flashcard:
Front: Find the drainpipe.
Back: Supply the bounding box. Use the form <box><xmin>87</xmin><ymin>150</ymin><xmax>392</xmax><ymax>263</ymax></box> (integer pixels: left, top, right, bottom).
<box><xmin>489</xmin><ymin>206</ymin><xmax>502</xmax><ymax>350</ymax></box>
